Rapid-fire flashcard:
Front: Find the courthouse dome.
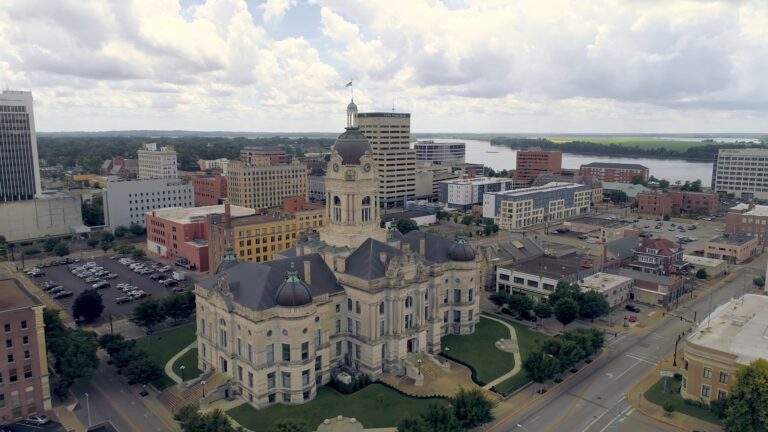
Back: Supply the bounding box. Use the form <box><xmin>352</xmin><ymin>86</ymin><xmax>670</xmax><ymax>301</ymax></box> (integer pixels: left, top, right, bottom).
<box><xmin>333</xmin><ymin>129</ymin><xmax>371</xmax><ymax>165</ymax></box>
<box><xmin>448</xmin><ymin>238</ymin><xmax>476</xmax><ymax>262</ymax></box>
<box><xmin>275</xmin><ymin>268</ymin><xmax>313</xmax><ymax>307</ymax></box>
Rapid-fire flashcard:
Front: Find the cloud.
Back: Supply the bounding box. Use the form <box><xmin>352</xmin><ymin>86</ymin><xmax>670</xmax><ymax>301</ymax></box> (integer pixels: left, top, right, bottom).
<box><xmin>0</xmin><ymin>0</ymin><xmax>766</xmax><ymax>132</ymax></box>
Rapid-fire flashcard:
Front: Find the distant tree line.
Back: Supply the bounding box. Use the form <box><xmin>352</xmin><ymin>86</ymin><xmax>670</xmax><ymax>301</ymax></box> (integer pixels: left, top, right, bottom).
<box><xmin>37</xmin><ymin>136</ymin><xmax>335</xmax><ymax>173</ymax></box>
<box><xmin>489</xmin><ymin>137</ymin><xmax>768</xmax><ymax>161</ymax></box>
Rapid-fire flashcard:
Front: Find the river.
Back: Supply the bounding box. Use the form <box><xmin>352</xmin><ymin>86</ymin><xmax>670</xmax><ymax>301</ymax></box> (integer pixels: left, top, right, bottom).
<box><xmin>435</xmin><ymin>139</ymin><xmax>714</xmax><ymax>184</ymax></box>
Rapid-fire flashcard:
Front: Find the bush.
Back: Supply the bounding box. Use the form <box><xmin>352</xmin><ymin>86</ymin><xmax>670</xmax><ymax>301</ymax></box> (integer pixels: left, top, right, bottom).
<box><xmin>710</xmin><ymin>397</ymin><xmax>728</xmax><ymax>419</ymax></box>
<box><xmin>683</xmin><ymin>398</ymin><xmax>704</xmax><ymax>408</ymax></box>
<box><xmin>695</xmin><ymin>268</ymin><xmax>708</xmax><ymax>279</ymax></box>
<box><xmin>662</xmin><ymin>402</ymin><xmax>676</xmax><ymax>416</ymax></box>
<box><xmin>327</xmin><ymin>374</ymin><xmax>372</xmax><ymax>394</ymax></box>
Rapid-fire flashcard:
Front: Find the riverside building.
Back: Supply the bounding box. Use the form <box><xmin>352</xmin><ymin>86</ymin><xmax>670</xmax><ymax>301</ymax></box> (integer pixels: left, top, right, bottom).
<box><xmin>712</xmin><ymin>148</ymin><xmax>768</xmax><ymax>200</ymax></box>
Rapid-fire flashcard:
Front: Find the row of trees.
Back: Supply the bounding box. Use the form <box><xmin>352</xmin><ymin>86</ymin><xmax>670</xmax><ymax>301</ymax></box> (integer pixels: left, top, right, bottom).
<box><xmin>98</xmin><ymin>333</ymin><xmax>164</xmax><ymax>385</ymax></box>
<box><xmin>489</xmin><ymin>292</ymin><xmax>552</xmax><ymax>321</ymax></box>
<box><xmin>175</xmin><ymin>406</ymin><xmax>245</xmax><ymax>432</ymax></box>
<box><xmin>522</xmin><ymin>328</ymin><xmax>604</xmax><ymax>392</ymax></box>
<box><xmin>130</xmin><ymin>291</ymin><xmax>196</xmax><ymax>334</ymax></box>
<box><xmin>397</xmin><ymin>387</ymin><xmax>496</xmax><ymax>432</ymax></box>
<box><xmin>43</xmin><ymin>310</ymin><xmax>99</xmax><ymax>398</ymax></box>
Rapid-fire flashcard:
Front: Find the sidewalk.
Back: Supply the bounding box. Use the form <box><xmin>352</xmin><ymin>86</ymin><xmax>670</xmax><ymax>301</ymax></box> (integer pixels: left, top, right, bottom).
<box><xmin>626</xmin><ymin>349</ymin><xmax>723</xmax><ymax>432</ymax></box>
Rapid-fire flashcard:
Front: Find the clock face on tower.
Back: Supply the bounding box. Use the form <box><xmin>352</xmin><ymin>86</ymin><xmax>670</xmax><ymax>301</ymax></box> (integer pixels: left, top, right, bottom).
<box><xmin>332</xmin><ymin>163</ymin><xmax>340</xmax><ymax>172</ymax></box>
<box><xmin>364</xmin><ymin>163</ymin><xmax>371</xmax><ymax>172</ymax></box>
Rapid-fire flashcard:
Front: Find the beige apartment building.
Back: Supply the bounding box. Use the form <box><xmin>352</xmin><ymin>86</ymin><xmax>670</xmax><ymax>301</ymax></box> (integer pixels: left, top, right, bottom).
<box><xmin>138</xmin><ymin>143</ymin><xmax>178</xmax><ymax>179</ymax></box>
<box><xmin>681</xmin><ymin>295</ymin><xmax>768</xmax><ymax>404</ymax></box>
<box><xmin>712</xmin><ymin>148</ymin><xmax>768</xmax><ymax>200</ymax></box>
<box><xmin>194</xmin><ymin>101</ymin><xmax>483</xmax><ymax>409</ymax></box>
<box><xmin>0</xmin><ymin>279</ymin><xmax>52</xmax><ymax>421</ymax></box>
<box><xmin>227</xmin><ymin>159</ymin><xmax>308</xmax><ymax>210</ymax></box>
<box><xmin>357</xmin><ymin>110</ymin><xmax>415</xmax><ymax>208</ymax></box>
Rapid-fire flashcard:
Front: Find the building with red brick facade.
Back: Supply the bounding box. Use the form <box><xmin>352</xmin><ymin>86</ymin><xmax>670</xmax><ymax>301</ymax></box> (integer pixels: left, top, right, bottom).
<box><xmin>579</xmin><ymin>162</ymin><xmax>649</xmax><ymax>183</ymax></box>
<box><xmin>145</xmin><ymin>204</ymin><xmax>255</xmax><ymax>271</ymax></box>
<box><xmin>725</xmin><ymin>204</ymin><xmax>768</xmax><ymax>246</ymax></box>
<box><xmin>192</xmin><ymin>174</ymin><xmax>228</xmax><ymax>207</ymax></box>
<box><xmin>637</xmin><ymin>191</ymin><xmax>719</xmax><ymax>217</ymax></box>
<box><xmin>0</xmin><ymin>278</ymin><xmax>51</xmax><ymax>421</ymax></box>
<box><xmin>514</xmin><ymin>149</ymin><xmax>562</xmax><ymax>184</ymax></box>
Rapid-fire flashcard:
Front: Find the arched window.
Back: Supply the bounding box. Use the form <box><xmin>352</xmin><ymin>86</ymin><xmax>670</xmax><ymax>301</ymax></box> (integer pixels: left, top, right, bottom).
<box><xmin>333</xmin><ymin>196</ymin><xmax>342</xmax><ymax>222</ymax></box>
<box><xmin>379</xmin><ymin>302</ymin><xmax>385</xmax><ymax>314</ymax></box>
<box><xmin>404</xmin><ymin>296</ymin><xmax>413</xmax><ymax>308</ymax></box>
<box><xmin>219</xmin><ymin>319</ymin><xmax>226</xmax><ymax>326</ymax></box>
<box><xmin>361</xmin><ymin>196</ymin><xmax>371</xmax><ymax>222</ymax></box>
<box><xmin>333</xmin><ymin>196</ymin><xmax>341</xmax><ymax>205</ymax></box>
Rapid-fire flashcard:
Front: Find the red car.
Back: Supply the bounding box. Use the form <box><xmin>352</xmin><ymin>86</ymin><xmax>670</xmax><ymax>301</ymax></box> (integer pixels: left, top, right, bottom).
<box><xmin>628</xmin><ymin>315</ymin><xmax>638</xmax><ymax>323</ymax></box>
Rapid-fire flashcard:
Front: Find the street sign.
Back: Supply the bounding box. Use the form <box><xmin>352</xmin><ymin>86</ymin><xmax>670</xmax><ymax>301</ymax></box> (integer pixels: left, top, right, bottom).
<box><xmin>660</xmin><ymin>370</ymin><xmax>674</xmax><ymax>378</ymax></box>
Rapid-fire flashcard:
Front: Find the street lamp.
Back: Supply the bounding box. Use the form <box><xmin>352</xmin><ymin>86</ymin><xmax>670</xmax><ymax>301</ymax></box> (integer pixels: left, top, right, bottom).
<box><xmin>85</xmin><ymin>392</ymin><xmax>91</xmax><ymax>427</ymax></box>
<box><xmin>180</xmin><ymin>365</ymin><xmax>186</xmax><ymax>382</ymax></box>
<box><xmin>201</xmin><ymin>380</ymin><xmax>207</xmax><ymax>398</ymax></box>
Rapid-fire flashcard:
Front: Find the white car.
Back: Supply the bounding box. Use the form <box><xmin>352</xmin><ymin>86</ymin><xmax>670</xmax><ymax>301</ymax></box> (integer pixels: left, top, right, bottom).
<box><xmin>158</xmin><ymin>266</ymin><xmax>171</xmax><ymax>273</ymax></box>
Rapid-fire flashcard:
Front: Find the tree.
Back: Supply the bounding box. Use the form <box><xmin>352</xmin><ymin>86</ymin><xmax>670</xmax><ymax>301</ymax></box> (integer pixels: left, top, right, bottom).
<box><xmin>689</xmin><ymin>179</ymin><xmax>703</xmax><ymax>192</ymax></box>
<box><xmin>129</xmin><ymin>223</ymin><xmax>146</xmax><ymax>235</ymax></box>
<box><xmin>556</xmin><ymin>341</ymin><xmax>585</xmax><ymax>372</ymax></box>
<box><xmin>662</xmin><ymin>402</ymin><xmax>676</xmax><ymax>416</ymax></box>
<box><xmin>53</xmin><ymin>242</ymin><xmax>70</xmax><ymax>257</ymax></box>
<box><xmin>421</xmin><ymin>403</ymin><xmax>460</xmax><ymax>432</ymax></box>
<box><xmin>523</xmin><ymin>350</ymin><xmax>560</xmax><ymax>393</ymax></box>
<box><xmin>273</xmin><ymin>419</ymin><xmax>310</xmax><ymax>432</ymax></box>
<box><xmin>130</xmin><ymin>299</ymin><xmax>166</xmax><ymax>334</ymax></box>
<box><xmin>563</xmin><ymin>328</ymin><xmax>604</xmax><ymax>356</ymax></box>
<box><xmin>87</xmin><ymin>237</ymin><xmax>99</xmax><ymax>248</ymax></box>
<box><xmin>754</xmin><ymin>276</ymin><xmax>765</xmax><ymax>288</ymax></box>
<box><xmin>100</xmin><ymin>240</ymin><xmax>113</xmax><ymax>252</ymax></box>
<box><xmin>578</xmin><ymin>290</ymin><xmax>610</xmax><ymax>321</ymax></box>
<box><xmin>489</xmin><ymin>292</ymin><xmax>508</xmax><ymax>311</ymax></box>
<box><xmin>114</xmin><ymin>226</ymin><xmax>129</xmax><ymax>238</ymax></box>
<box><xmin>549</xmin><ymin>281</ymin><xmax>582</xmax><ymax>306</ymax></box>
<box><xmin>696</xmin><ymin>268</ymin><xmax>708</xmax><ymax>279</ymax></box>
<box><xmin>72</xmin><ymin>289</ymin><xmax>104</xmax><ymax>323</ymax></box>
<box><xmin>101</xmin><ymin>231</ymin><xmax>115</xmax><ymax>243</ymax></box>
<box><xmin>451</xmin><ymin>387</ymin><xmax>496</xmax><ymax>429</ymax></box>
<box><xmin>397</xmin><ymin>416</ymin><xmax>429</xmax><ymax>432</ymax></box>
<box><xmin>631</xmin><ymin>175</ymin><xmax>647</xmax><ymax>186</ymax></box>
<box><xmin>554</xmin><ymin>298</ymin><xmax>579</xmax><ymax>329</ymax></box>
<box><xmin>115</xmin><ymin>243</ymin><xmax>133</xmax><ymax>254</ymax></box>
<box><xmin>163</xmin><ymin>291</ymin><xmax>196</xmax><ymax>322</ymax></box>
<box><xmin>658</xmin><ymin>179</ymin><xmax>670</xmax><ymax>190</ymax></box>
<box><xmin>175</xmin><ymin>406</ymin><xmax>238</xmax><ymax>432</ymax></box>
<box><xmin>132</xmin><ymin>248</ymin><xmax>146</xmax><ymax>259</ymax></box>
<box><xmin>460</xmin><ymin>215</ymin><xmax>474</xmax><ymax>226</ymax></box>
<box><xmin>395</xmin><ymin>219</ymin><xmax>419</xmax><ymax>234</ymax></box>
<box><xmin>44</xmin><ymin>311</ymin><xmax>99</xmax><ymax>399</ymax></box>
<box><xmin>508</xmin><ymin>293</ymin><xmax>534</xmax><ymax>317</ymax></box>
<box><xmin>44</xmin><ymin>237</ymin><xmax>59</xmax><ymax>252</ymax></box>
<box><xmin>724</xmin><ymin>359</ymin><xmax>768</xmax><ymax>432</ymax></box>
<box><xmin>123</xmin><ymin>355</ymin><xmax>163</xmax><ymax>385</ymax></box>
<box><xmin>534</xmin><ymin>302</ymin><xmax>552</xmax><ymax>319</ymax></box>
<box><xmin>608</xmin><ymin>190</ymin><xmax>628</xmax><ymax>203</ymax></box>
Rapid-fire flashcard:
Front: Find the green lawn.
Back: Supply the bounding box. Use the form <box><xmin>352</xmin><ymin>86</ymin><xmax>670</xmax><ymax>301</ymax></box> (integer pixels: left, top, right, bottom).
<box><xmin>545</xmin><ymin>136</ymin><xmax>709</xmax><ymax>151</ymax></box>
<box><xmin>644</xmin><ymin>377</ymin><xmax>722</xmax><ymax>425</ymax></box>
<box><xmin>172</xmin><ymin>348</ymin><xmax>202</xmax><ymax>382</ymax></box>
<box><xmin>490</xmin><ymin>316</ymin><xmax>553</xmax><ymax>396</ymax></box>
<box><xmin>135</xmin><ymin>324</ymin><xmax>196</xmax><ymax>389</ymax></box>
<box><xmin>227</xmin><ymin>385</ymin><xmax>444</xmax><ymax>430</ymax></box>
<box><xmin>441</xmin><ymin>316</ymin><xmax>515</xmax><ymax>385</ymax></box>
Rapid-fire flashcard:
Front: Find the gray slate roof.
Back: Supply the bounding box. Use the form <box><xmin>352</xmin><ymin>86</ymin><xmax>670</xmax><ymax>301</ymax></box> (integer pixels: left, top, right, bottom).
<box><xmin>344</xmin><ymin>238</ymin><xmax>403</xmax><ymax>280</ymax></box>
<box><xmin>610</xmin><ymin>267</ymin><xmax>676</xmax><ymax>285</ymax></box>
<box><xmin>199</xmin><ymin>253</ymin><xmax>342</xmax><ymax>311</ymax></box>
<box><xmin>401</xmin><ymin>230</ymin><xmax>456</xmax><ymax>264</ymax></box>
<box><xmin>607</xmin><ymin>237</ymin><xmax>638</xmax><ymax>261</ymax></box>
<box><xmin>494</xmin><ymin>237</ymin><xmax>544</xmax><ymax>263</ymax></box>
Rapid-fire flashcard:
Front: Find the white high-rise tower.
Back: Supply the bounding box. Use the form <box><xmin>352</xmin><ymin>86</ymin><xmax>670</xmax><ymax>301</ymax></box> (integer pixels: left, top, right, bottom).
<box><xmin>0</xmin><ymin>90</ymin><xmax>42</xmax><ymax>202</ymax></box>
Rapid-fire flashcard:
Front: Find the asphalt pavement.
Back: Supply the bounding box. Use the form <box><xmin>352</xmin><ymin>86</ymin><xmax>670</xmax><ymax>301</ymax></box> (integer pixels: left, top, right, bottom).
<box><xmin>491</xmin><ymin>256</ymin><xmax>765</xmax><ymax>432</ymax></box>
<box><xmin>31</xmin><ymin>256</ymin><xmax>191</xmax><ymax>321</ymax></box>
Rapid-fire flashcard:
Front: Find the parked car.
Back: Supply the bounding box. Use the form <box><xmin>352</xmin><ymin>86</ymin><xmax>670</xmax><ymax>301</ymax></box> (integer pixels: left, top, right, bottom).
<box><xmin>85</xmin><ymin>277</ymin><xmax>100</xmax><ymax>283</ymax></box>
<box><xmin>148</xmin><ymin>273</ymin><xmax>163</xmax><ymax>280</ymax></box>
<box><xmin>171</xmin><ymin>287</ymin><xmax>185</xmax><ymax>293</ymax></box>
<box><xmin>52</xmin><ymin>291</ymin><xmax>73</xmax><ymax>299</ymax></box>
<box><xmin>628</xmin><ymin>315</ymin><xmax>638</xmax><ymax>323</ymax></box>
<box><xmin>104</xmin><ymin>273</ymin><xmax>118</xmax><ymax>279</ymax></box>
<box><xmin>625</xmin><ymin>304</ymin><xmax>641</xmax><ymax>313</ymax></box>
<box><xmin>115</xmin><ymin>296</ymin><xmax>132</xmax><ymax>304</ymax></box>
<box><xmin>92</xmin><ymin>281</ymin><xmax>110</xmax><ymax>289</ymax></box>
<box><xmin>24</xmin><ymin>414</ymin><xmax>50</xmax><ymax>426</ymax></box>
<box><xmin>161</xmin><ymin>279</ymin><xmax>178</xmax><ymax>287</ymax></box>
<box><xmin>158</xmin><ymin>266</ymin><xmax>171</xmax><ymax>273</ymax></box>
<box><xmin>47</xmin><ymin>286</ymin><xmax>64</xmax><ymax>294</ymax></box>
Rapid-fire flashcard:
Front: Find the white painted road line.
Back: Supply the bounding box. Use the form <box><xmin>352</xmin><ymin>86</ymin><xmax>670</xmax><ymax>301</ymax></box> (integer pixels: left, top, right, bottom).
<box><xmin>598</xmin><ymin>405</ymin><xmax>632</xmax><ymax>432</ymax></box>
<box><xmin>626</xmin><ymin>353</ymin><xmax>657</xmax><ymax>365</ymax></box>
<box><xmin>613</xmin><ymin>360</ymin><xmax>641</xmax><ymax>380</ymax></box>
<box><xmin>581</xmin><ymin>409</ymin><xmax>609</xmax><ymax>432</ymax></box>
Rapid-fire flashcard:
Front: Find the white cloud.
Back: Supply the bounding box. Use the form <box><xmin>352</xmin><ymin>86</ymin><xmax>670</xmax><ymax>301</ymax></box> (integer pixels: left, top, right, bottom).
<box><xmin>0</xmin><ymin>0</ymin><xmax>765</xmax><ymax>132</ymax></box>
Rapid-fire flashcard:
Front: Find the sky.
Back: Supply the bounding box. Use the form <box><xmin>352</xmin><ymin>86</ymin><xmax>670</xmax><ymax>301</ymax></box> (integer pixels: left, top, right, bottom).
<box><xmin>0</xmin><ymin>0</ymin><xmax>766</xmax><ymax>134</ymax></box>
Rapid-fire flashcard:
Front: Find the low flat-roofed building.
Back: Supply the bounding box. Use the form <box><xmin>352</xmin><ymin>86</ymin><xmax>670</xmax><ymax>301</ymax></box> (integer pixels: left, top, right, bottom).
<box><xmin>681</xmin><ymin>294</ymin><xmax>768</xmax><ymax>404</ymax></box>
<box><xmin>0</xmin><ymin>191</ymin><xmax>84</xmax><ymax>242</ymax></box>
<box><xmin>483</xmin><ymin>182</ymin><xmax>593</xmax><ymax>231</ymax></box>
<box><xmin>609</xmin><ymin>268</ymin><xmax>684</xmax><ymax>309</ymax></box>
<box><xmin>564</xmin><ymin>216</ymin><xmax>635</xmax><ymax>242</ymax></box>
<box><xmin>725</xmin><ymin>203</ymin><xmax>768</xmax><ymax>246</ymax></box>
<box><xmin>0</xmin><ymin>278</ymin><xmax>51</xmax><ymax>421</ymax></box>
<box><xmin>705</xmin><ymin>233</ymin><xmax>759</xmax><ymax>264</ymax></box>
<box><xmin>496</xmin><ymin>253</ymin><xmax>599</xmax><ymax>302</ymax></box>
<box><xmin>439</xmin><ymin>176</ymin><xmax>514</xmax><ymax>211</ymax></box>
<box><xmin>578</xmin><ymin>272</ymin><xmax>633</xmax><ymax>309</ymax></box>
<box><xmin>382</xmin><ymin>209</ymin><xmax>437</xmax><ymax>228</ymax></box>
<box><xmin>683</xmin><ymin>255</ymin><xmax>727</xmax><ymax>277</ymax></box>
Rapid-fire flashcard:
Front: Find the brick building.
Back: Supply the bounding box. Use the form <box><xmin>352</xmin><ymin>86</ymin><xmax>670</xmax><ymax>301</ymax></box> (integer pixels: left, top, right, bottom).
<box><xmin>579</xmin><ymin>162</ymin><xmax>649</xmax><ymax>183</ymax></box>
<box><xmin>630</xmin><ymin>237</ymin><xmax>688</xmax><ymax>276</ymax></box>
<box><xmin>239</xmin><ymin>147</ymin><xmax>288</xmax><ymax>165</ymax></box>
<box><xmin>637</xmin><ymin>191</ymin><xmax>719</xmax><ymax>217</ymax></box>
<box><xmin>0</xmin><ymin>278</ymin><xmax>51</xmax><ymax>421</ymax></box>
<box><xmin>145</xmin><ymin>204</ymin><xmax>255</xmax><ymax>272</ymax></box>
<box><xmin>705</xmin><ymin>233</ymin><xmax>759</xmax><ymax>264</ymax></box>
<box><xmin>724</xmin><ymin>204</ymin><xmax>768</xmax><ymax>246</ymax></box>
<box><xmin>514</xmin><ymin>149</ymin><xmax>562</xmax><ymax>184</ymax></box>
<box><xmin>192</xmin><ymin>174</ymin><xmax>228</xmax><ymax>207</ymax></box>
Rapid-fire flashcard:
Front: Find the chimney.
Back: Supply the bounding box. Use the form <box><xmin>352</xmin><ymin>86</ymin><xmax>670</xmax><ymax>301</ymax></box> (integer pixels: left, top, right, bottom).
<box><xmin>224</xmin><ymin>203</ymin><xmax>231</xmax><ymax>226</ymax></box>
<box><xmin>334</xmin><ymin>255</ymin><xmax>346</xmax><ymax>273</ymax></box>
<box><xmin>304</xmin><ymin>260</ymin><xmax>312</xmax><ymax>284</ymax></box>
<box><xmin>419</xmin><ymin>237</ymin><xmax>426</xmax><ymax>256</ymax></box>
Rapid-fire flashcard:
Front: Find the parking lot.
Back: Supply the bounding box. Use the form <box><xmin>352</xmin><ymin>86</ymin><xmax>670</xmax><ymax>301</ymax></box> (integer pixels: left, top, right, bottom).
<box><xmin>29</xmin><ymin>256</ymin><xmax>192</xmax><ymax>321</ymax></box>
<box><xmin>632</xmin><ymin>216</ymin><xmax>726</xmax><ymax>255</ymax></box>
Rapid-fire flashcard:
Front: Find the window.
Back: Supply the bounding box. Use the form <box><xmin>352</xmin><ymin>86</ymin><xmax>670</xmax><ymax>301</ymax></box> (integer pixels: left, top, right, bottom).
<box><xmin>267</xmin><ymin>372</ymin><xmax>275</xmax><ymax>389</ymax></box>
<box><xmin>683</xmin><ymin>359</ymin><xmax>688</xmax><ymax>370</ymax></box>
<box><xmin>9</xmin><ymin>369</ymin><xmax>17</xmax><ymax>383</ymax></box>
<box><xmin>355</xmin><ymin>321</ymin><xmax>361</xmax><ymax>336</ymax></box>
<box><xmin>248</xmin><ymin>344</ymin><xmax>253</xmax><ymax>363</ymax></box>
<box><xmin>404</xmin><ymin>314</ymin><xmax>413</xmax><ymax>329</ymax></box>
<box><xmin>468</xmin><ymin>310</ymin><xmax>474</xmax><ymax>322</ymax></box>
<box><xmin>336</xmin><ymin>341</ymin><xmax>342</xmax><ymax>356</ymax></box>
<box><xmin>355</xmin><ymin>344</ymin><xmax>361</xmax><ymax>359</ymax></box>
<box><xmin>717</xmin><ymin>390</ymin><xmax>727</xmax><ymax>400</ymax></box>
<box><xmin>301</xmin><ymin>342</ymin><xmax>309</xmax><ymax>360</ymax></box>
<box><xmin>703</xmin><ymin>367</ymin><xmax>712</xmax><ymax>379</ymax></box>
<box><xmin>453</xmin><ymin>311</ymin><xmax>461</xmax><ymax>323</ymax></box>
<box><xmin>248</xmin><ymin>372</ymin><xmax>254</xmax><ymax>388</ymax></box>
<box><xmin>236</xmin><ymin>338</ymin><xmax>242</xmax><ymax>356</ymax></box>
<box><xmin>266</xmin><ymin>344</ymin><xmax>274</xmax><ymax>364</ymax></box>
<box><xmin>347</xmin><ymin>299</ymin><xmax>353</xmax><ymax>311</ymax></box>
<box><xmin>303</xmin><ymin>390</ymin><xmax>311</xmax><ymax>401</ymax></box>
<box><xmin>719</xmin><ymin>372</ymin><xmax>729</xmax><ymax>384</ymax></box>
<box><xmin>315</xmin><ymin>329</ymin><xmax>321</xmax><ymax>347</ymax></box>
<box><xmin>335</xmin><ymin>320</ymin><xmax>341</xmax><ymax>334</ymax></box>
<box><xmin>282</xmin><ymin>344</ymin><xmax>291</xmax><ymax>362</ymax></box>
<box><xmin>379</xmin><ymin>302</ymin><xmax>385</xmax><ymax>314</ymax></box>
<box><xmin>315</xmin><ymin>356</ymin><xmax>322</xmax><ymax>371</ymax></box>
<box><xmin>23</xmin><ymin>351</ymin><xmax>29</xmax><ymax>360</ymax></box>
<box><xmin>701</xmin><ymin>385</ymin><xmax>710</xmax><ymax>398</ymax></box>
<box><xmin>302</xmin><ymin>370</ymin><xmax>310</xmax><ymax>387</ymax></box>
<box><xmin>282</xmin><ymin>372</ymin><xmax>291</xmax><ymax>388</ymax></box>
<box><xmin>405</xmin><ymin>296</ymin><xmax>413</xmax><ymax>308</ymax></box>
<box><xmin>237</xmin><ymin>366</ymin><xmax>243</xmax><ymax>381</ymax></box>
<box><xmin>5</xmin><ymin>339</ymin><xmax>11</xmax><ymax>348</ymax></box>
<box><xmin>468</xmin><ymin>289</ymin><xmax>474</xmax><ymax>302</ymax></box>
<box><xmin>22</xmin><ymin>336</ymin><xmax>28</xmax><ymax>345</ymax></box>
<box><xmin>379</xmin><ymin>320</ymin><xmax>385</xmax><ymax>336</ymax></box>
<box><xmin>268</xmin><ymin>394</ymin><xmax>276</xmax><ymax>404</ymax></box>
<box><xmin>355</xmin><ymin>301</ymin><xmax>361</xmax><ymax>314</ymax></box>
<box><xmin>0</xmin><ymin>394</ymin><xmax>4</xmax><ymax>408</ymax></box>
<box><xmin>335</xmin><ymin>304</ymin><xmax>341</xmax><ymax>313</ymax></box>
<box><xmin>444</xmin><ymin>311</ymin><xmax>448</xmax><ymax>323</ymax></box>
<box><xmin>4</xmin><ymin>324</ymin><xmax>10</xmax><ymax>332</ymax></box>
<box><xmin>454</xmin><ymin>289</ymin><xmax>461</xmax><ymax>303</ymax></box>
<box><xmin>7</xmin><ymin>354</ymin><xmax>13</xmax><ymax>363</ymax></box>
<box><xmin>218</xmin><ymin>329</ymin><xmax>227</xmax><ymax>348</ymax></box>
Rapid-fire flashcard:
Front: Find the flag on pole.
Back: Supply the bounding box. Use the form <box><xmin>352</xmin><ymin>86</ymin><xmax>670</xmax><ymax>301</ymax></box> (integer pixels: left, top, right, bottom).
<box><xmin>345</xmin><ymin>81</ymin><xmax>352</xmax><ymax>87</ymax></box>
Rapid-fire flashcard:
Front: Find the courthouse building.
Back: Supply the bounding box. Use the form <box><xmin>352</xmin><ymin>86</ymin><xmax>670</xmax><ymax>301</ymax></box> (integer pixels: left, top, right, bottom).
<box><xmin>194</xmin><ymin>101</ymin><xmax>484</xmax><ymax>408</ymax></box>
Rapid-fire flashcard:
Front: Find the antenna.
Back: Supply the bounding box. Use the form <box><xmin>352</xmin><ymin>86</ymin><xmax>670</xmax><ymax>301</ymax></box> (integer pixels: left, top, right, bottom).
<box><xmin>392</xmin><ymin>97</ymin><xmax>395</xmax><ymax>113</ymax></box>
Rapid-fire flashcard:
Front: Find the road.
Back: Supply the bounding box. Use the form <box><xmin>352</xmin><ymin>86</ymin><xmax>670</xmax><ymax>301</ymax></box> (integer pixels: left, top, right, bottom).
<box><xmin>491</xmin><ymin>258</ymin><xmax>765</xmax><ymax>432</ymax></box>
